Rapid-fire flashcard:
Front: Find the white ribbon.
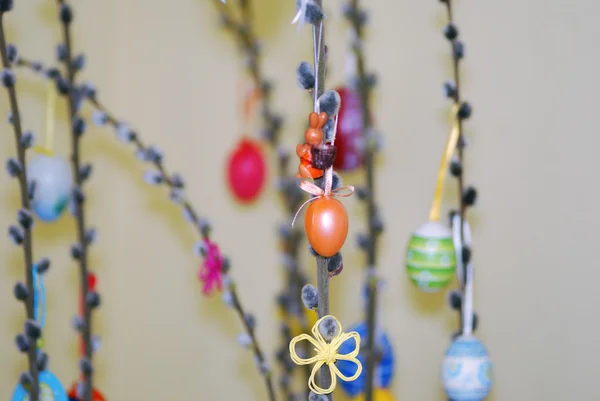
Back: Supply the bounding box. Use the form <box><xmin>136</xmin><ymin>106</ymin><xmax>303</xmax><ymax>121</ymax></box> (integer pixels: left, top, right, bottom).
<box><xmin>451</xmin><ymin>213</ymin><xmax>471</xmax><ymax>285</ymax></box>
<box><xmin>291</xmin><ymin>0</ymin><xmax>309</xmax><ymax>31</ymax></box>
<box><xmin>451</xmin><ymin>214</ymin><xmax>474</xmax><ymax>335</ymax></box>
<box><xmin>462</xmin><ymin>262</ymin><xmax>474</xmax><ymax>336</ymax></box>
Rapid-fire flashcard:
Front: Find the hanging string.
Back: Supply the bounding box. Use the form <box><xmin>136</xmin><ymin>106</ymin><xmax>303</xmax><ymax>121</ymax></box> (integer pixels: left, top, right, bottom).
<box><xmin>462</xmin><ymin>262</ymin><xmax>474</xmax><ymax>336</ymax></box>
<box><xmin>452</xmin><ymin>213</ymin><xmax>474</xmax><ymax>336</ymax></box>
<box><xmin>428</xmin><ymin>106</ymin><xmax>460</xmax><ymax>222</ymax></box>
<box><xmin>237</xmin><ymin>76</ymin><xmax>261</xmax><ymax>137</ymax></box>
<box><xmin>452</xmin><ymin>213</ymin><xmax>472</xmax><ymax>287</ymax></box>
<box><xmin>291</xmin><ymin>0</ymin><xmax>309</xmax><ymax>32</ymax></box>
<box><xmin>32</xmin><ymin>266</ymin><xmax>46</xmax><ymax>351</ymax></box>
<box><xmin>34</xmin><ymin>81</ymin><xmax>56</xmax><ymax>156</ymax></box>
<box><xmin>312</xmin><ymin>22</ymin><xmax>324</xmax><ymax>113</ymax></box>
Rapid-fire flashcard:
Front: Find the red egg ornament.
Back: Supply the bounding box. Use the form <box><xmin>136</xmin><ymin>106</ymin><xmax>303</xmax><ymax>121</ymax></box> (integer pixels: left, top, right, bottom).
<box><xmin>68</xmin><ymin>382</ymin><xmax>107</xmax><ymax>401</ymax></box>
<box><xmin>334</xmin><ymin>87</ymin><xmax>365</xmax><ymax>171</ymax></box>
<box><xmin>305</xmin><ymin>196</ymin><xmax>349</xmax><ymax>257</ymax></box>
<box><xmin>226</xmin><ymin>138</ymin><xmax>267</xmax><ymax>203</ymax></box>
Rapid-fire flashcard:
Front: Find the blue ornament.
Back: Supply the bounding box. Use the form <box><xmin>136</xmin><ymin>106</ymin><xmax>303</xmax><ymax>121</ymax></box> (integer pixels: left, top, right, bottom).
<box><xmin>27</xmin><ymin>154</ymin><xmax>72</xmax><ymax>222</ymax></box>
<box><xmin>10</xmin><ymin>371</ymin><xmax>69</xmax><ymax>401</ymax></box>
<box><xmin>11</xmin><ymin>266</ymin><xmax>69</xmax><ymax>401</ymax></box>
<box><xmin>441</xmin><ymin>335</ymin><xmax>492</xmax><ymax>401</ymax></box>
<box><xmin>336</xmin><ymin>322</ymin><xmax>395</xmax><ymax>397</ymax></box>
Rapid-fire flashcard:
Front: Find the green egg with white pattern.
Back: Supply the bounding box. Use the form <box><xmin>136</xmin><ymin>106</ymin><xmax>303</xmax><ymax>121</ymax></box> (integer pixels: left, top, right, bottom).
<box><xmin>406</xmin><ymin>221</ymin><xmax>456</xmax><ymax>292</ymax></box>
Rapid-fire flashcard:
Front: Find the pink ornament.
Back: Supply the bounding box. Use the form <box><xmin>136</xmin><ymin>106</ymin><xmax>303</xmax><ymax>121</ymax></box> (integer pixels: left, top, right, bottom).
<box><xmin>198</xmin><ymin>239</ymin><xmax>224</xmax><ymax>296</ymax></box>
<box><xmin>333</xmin><ymin>87</ymin><xmax>365</xmax><ymax>171</ymax></box>
<box><xmin>226</xmin><ymin>138</ymin><xmax>267</xmax><ymax>203</ymax></box>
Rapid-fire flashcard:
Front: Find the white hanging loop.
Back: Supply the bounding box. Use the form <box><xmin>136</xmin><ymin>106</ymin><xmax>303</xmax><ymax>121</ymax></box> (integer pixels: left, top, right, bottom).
<box><xmin>451</xmin><ymin>214</ymin><xmax>474</xmax><ymax>336</ymax></box>
<box><xmin>344</xmin><ymin>29</ymin><xmax>357</xmax><ymax>86</ymax></box>
<box><xmin>451</xmin><ymin>213</ymin><xmax>472</xmax><ymax>285</ymax></box>
<box><xmin>462</xmin><ymin>262</ymin><xmax>474</xmax><ymax>336</ymax></box>
<box><xmin>291</xmin><ymin>0</ymin><xmax>309</xmax><ymax>31</ymax></box>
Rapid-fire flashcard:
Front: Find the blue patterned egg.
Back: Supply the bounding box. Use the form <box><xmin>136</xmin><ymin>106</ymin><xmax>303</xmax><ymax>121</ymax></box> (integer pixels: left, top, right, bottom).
<box><xmin>336</xmin><ymin>322</ymin><xmax>395</xmax><ymax>397</ymax></box>
<box><xmin>10</xmin><ymin>370</ymin><xmax>68</xmax><ymax>401</ymax></box>
<box><xmin>406</xmin><ymin>221</ymin><xmax>456</xmax><ymax>292</ymax></box>
<box><xmin>27</xmin><ymin>155</ymin><xmax>72</xmax><ymax>222</ymax></box>
<box><xmin>441</xmin><ymin>335</ymin><xmax>492</xmax><ymax>401</ymax></box>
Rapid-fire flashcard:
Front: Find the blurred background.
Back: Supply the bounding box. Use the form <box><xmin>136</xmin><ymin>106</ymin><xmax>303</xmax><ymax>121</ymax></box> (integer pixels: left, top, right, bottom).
<box><xmin>1</xmin><ymin>0</ymin><xmax>599</xmax><ymax>400</ymax></box>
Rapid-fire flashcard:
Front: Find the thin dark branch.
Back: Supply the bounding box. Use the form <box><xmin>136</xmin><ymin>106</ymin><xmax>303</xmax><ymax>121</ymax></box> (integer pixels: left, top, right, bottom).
<box><xmin>310</xmin><ymin>0</ymin><xmax>333</xmax><ymax>396</ymax></box>
<box><xmin>55</xmin><ymin>2</ymin><xmax>94</xmax><ymax>400</ymax></box>
<box><xmin>443</xmin><ymin>0</ymin><xmax>469</xmax><ymax>334</ymax></box>
<box><xmin>16</xmin><ymin>53</ymin><xmax>278</xmax><ymax>400</ymax></box>
<box><xmin>275</xmin><ymin>308</ymin><xmax>295</xmax><ymax>401</ymax></box>
<box><xmin>212</xmin><ymin>1</ymin><xmax>310</xmax><ymax>397</ymax></box>
<box><xmin>0</xmin><ymin>12</ymin><xmax>40</xmax><ymax>401</ymax></box>
<box><xmin>344</xmin><ymin>2</ymin><xmax>383</xmax><ymax>400</ymax></box>
<box><xmin>94</xmin><ymin>99</ymin><xmax>278</xmax><ymax>401</ymax></box>
<box><xmin>230</xmin><ymin>286</ymin><xmax>277</xmax><ymax>401</ymax></box>
<box><xmin>90</xmin><ymin>97</ymin><xmax>207</xmax><ymax>238</ymax></box>
<box><xmin>88</xmin><ymin>88</ymin><xmax>277</xmax><ymax>401</ymax></box>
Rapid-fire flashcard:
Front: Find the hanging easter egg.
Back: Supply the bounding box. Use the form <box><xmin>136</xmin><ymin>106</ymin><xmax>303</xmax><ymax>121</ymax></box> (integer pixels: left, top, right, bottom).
<box><xmin>405</xmin><ymin>221</ymin><xmax>456</xmax><ymax>292</ymax></box>
<box><xmin>353</xmin><ymin>388</ymin><xmax>397</xmax><ymax>401</ymax></box>
<box><xmin>333</xmin><ymin>86</ymin><xmax>364</xmax><ymax>171</ymax></box>
<box><xmin>305</xmin><ymin>196</ymin><xmax>348</xmax><ymax>257</ymax></box>
<box><xmin>10</xmin><ymin>371</ymin><xmax>68</xmax><ymax>401</ymax></box>
<box><xmin>87</xmin><ymin>272</ymin><xmax>97</xmax><ymax>291</ymax></box>
<box><xmin>336</xmin><ymin>321</ymin><xmax>395</xmax><ymax>397</ymax></box>
<box><xmin>442</xmin><ymin>335</ymin><xmax>492</xmax><ymax>401</ymax></box>
<box><xmin>27</xmin><ymin>154</ymin><xmax>72</xmax><ymax>222</ymax></box>
<box><xmin>284</xmin><ymin>307</ymin><xmax>318</xmax><ymax>337</ymax></box>
<box><xmin>226</xmin><ymin>138</ymin><xmax>266</xmax><ymax>204</ymax></box>
<box><xmin>67</xmin><ymin>383</ymin><xmax>106</xmax><ymax>401</ymax></box>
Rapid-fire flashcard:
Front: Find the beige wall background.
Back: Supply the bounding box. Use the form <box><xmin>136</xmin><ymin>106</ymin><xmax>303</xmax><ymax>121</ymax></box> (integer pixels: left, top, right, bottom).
<box><xmin>1</xmin><ymin>1</ymin><xmax>598</xmax><ymax>400</ymax></box>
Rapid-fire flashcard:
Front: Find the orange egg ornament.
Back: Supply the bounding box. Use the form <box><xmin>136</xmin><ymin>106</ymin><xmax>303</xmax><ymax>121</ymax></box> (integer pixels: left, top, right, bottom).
<box><xmin>305</xmin><ymin>196</ymin><xmax>348</xmax><ymax>257</ymax></box>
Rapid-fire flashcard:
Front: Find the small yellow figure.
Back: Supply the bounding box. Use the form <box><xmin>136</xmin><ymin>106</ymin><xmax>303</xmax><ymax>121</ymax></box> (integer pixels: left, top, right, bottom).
<box><xmin>289</xmin><ymin>315</ymin><xmax>362</xmax><ymax>395</ymax></box>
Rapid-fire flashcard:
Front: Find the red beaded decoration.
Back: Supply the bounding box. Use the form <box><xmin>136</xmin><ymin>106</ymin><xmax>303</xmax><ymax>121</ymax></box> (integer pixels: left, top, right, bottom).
<box><xmin>67</xmin><ymin>383</ymin><xmax>106</xmax><ymax>401</ymax></box>
<box><xmin>296</xmin><ymin>111</ymin><xmax>328</xmax><ymax>179</ymax></box>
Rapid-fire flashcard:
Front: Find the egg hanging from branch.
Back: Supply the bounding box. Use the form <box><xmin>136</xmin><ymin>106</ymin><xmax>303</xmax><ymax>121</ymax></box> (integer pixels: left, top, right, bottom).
<box><xmin>336</xmin><ymin>321</ymin><xmax>395</xmax><ymax>397</ymax></box>
<box><xmin>405</xmin><ymin>221</ymin><xmax>456</xmax><ymax>292</ymax></box>
<box><xmin>27</xmin><ymin>153</ymin><xmax>72</xmax><ymax>222</ymax></box>
<box><xmin>441</xmin><ymin>335</ymin><xmax>492</xmax><ymax>401</ymax></box>
<box><xmin>305</xmin><ymin>196</ymin><xmax>348</xmax><ymax>257</ymax></box>
<box><xmin>226</xmin><ymin>138</ymin><xmax>267</xmax><ymax>204</ymax></box>
<box><xmin>333</xmin><ymin>86</ymin><xmax>364</xmax><ymax>171</ymax></box>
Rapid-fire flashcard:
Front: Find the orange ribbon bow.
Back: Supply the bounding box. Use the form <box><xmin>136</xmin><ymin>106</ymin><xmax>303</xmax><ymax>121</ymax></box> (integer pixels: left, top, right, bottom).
<box><xmin>291</xmin><ymin>168</ymin><xmax>354</xmax><ymax>227</ymax></box>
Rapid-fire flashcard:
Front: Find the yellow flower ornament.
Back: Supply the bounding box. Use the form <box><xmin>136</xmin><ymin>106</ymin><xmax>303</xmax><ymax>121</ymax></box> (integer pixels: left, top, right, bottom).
<box><xmin>289</xmin><ymin>315</ymin><xmax>362</xmax><ymax>395</ymax></box>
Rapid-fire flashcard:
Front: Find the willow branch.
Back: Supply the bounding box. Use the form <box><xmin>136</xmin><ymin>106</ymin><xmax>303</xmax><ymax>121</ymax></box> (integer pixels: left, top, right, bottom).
<box><xmin>212</xmin><ymin>1</ymin><xmax>310</xmax><ymax>398</ymax></box>
<box><xmin>344</xmin><ymin>1</ymin><xmax>383</xmax><ymax>400</ymax></box>
<box><xmin>35</xmin><ymin>62</ymin><xmax>276</xmax><ymax>401</ymax></box>
<box><xmin>16</xmin><ymin>30</ymin><xmax>280</xmax><ymax>401</ymax></box>
<box><xmin>230</xmin><ymin>283</ymin><xmax>277</xmax><ymax>401</ymax></box>
<box><xmin>308</xmin><ymin>0</ymin><xmax>333</xmax><ymax>396</ymax></box>
<box><xmin>54</xmin><ymin>2</ymin><xmax>95</xmax><ymax>400</ymax></box>
<box><xmin>442</xmin><ymin>0</ymin><xmax>476</xmax><ymax>336</ymax></box>
<box><xmin>445</xmin><ymin>0</ymin><xmax>465</xmax><ymax>330</ymax></box>
<box><xmin>0</xmin><ymin>11</ymin><xmax>39</xmax><ymax>401</ymax></box>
